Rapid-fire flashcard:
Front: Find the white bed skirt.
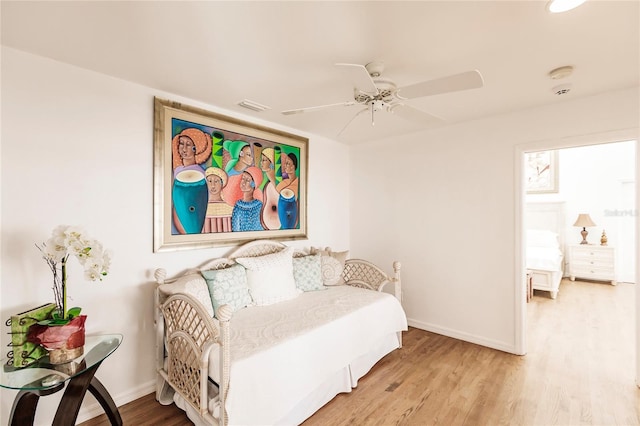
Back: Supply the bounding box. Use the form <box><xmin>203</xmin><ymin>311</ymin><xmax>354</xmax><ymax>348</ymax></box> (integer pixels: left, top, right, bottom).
<box><xmin>174</xmin><ymin>332</ymin><xmax>400</xmax><ymax>426</ymax></box>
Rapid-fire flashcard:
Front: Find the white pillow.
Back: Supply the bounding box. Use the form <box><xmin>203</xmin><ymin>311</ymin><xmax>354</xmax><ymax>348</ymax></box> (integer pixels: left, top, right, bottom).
<box><xmin>235</xmin><ymin>246</ymin><xmax>301</xmax><ymax>306</ymax></box>
<box><xmin>527</xmin><ymin>230</ymin><xmax>559</xmax><ymax>248</ymax></box>
<box><xmin>158</xmin><ymin>273</ymin><xmax>214</xmax><ymax>318</ymax></box>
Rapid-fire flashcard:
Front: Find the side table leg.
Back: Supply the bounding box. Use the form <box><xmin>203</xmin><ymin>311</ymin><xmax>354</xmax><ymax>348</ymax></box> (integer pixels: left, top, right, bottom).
<box><xmin>89</xmin><ymin>376</ymin><xmax>123</xmax><ymax>425</ymax></box>
<box><xmin>52</xmin><ymin>362</ymin><xmax>100</xmax><ymax>426</ymax></box>
<box><xmin>9</xmin><ymin>390</ymin><xmax>40</xmax><ymax>426</ymax></box>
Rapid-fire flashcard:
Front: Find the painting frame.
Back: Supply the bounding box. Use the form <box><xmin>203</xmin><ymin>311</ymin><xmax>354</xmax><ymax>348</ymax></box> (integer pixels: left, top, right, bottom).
<box><xmin>153</xmin><ymin>97</ymin><xmax>308</xmax><ymax>252</ymax></box>
<box><xmin>525</xmin><ymin>150</ymin><xmax>559</xmax><ymax>194</ymax></box>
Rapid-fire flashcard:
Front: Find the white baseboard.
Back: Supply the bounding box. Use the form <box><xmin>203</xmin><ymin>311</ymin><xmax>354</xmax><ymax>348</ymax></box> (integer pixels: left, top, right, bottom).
<box><xmin>407</xmin><ymin>318</ymin><xmax>518</xmax><ymax>355</ymax></box>
<box><xmin>76</xmin><ymin>379</ymin><xmax>156</xmax><ymax>423</ymax></box>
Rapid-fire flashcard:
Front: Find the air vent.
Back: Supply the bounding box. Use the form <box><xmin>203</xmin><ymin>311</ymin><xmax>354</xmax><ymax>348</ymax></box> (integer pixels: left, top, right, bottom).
<box><xmin>238</xmin><ymin>99</ymin><xmax>271</xmax><ymax>112</ymax></box>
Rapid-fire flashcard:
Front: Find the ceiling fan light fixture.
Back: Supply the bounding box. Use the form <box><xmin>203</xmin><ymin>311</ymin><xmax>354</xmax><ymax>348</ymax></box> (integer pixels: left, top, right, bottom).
<box><xmin>546</xmin><ymin>0</ymin><xmax>587</xmax><ymax>13</ymax></box>
<box><xmin>371</xmin><ymin>99</ymin><xmax>386</xmax><ymax>112</ymax></box>
<box><xmin>283</xmin><ymin>61</ymin><xmax>484</xmax><ymax>136</ymax></box>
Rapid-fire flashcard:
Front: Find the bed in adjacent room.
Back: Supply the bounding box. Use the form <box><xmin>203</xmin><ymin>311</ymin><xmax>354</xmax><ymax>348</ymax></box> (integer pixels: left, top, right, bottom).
<box><xmin>525</xmin><ymin>201</ymin><xmax>566</xmax><ymax>299</ymax></box>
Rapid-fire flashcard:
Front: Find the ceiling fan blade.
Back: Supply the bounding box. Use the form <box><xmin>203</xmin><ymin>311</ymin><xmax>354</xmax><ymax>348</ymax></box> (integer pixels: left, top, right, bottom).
<box><xmin>337</xmin><ymin>107</ymin><xmax>368</xmax><ymax>137</ymax></box>
<box><xmin>281</xmin><ymin>101</ymin><xmax>355</xmax><ymax>115</ymax></box>
<box><xmin>335</xmin><ymin>63</ymin><xmax>378</xmax><ymax>95</ymax></box>
<box><xmin>389</xmin><ymin>103</ymin><xmax>444</xmax><ymax>125</ymax></box>
<box><xmin>396</xmin><ymin>70</ymin><xmax>484</xmax><ymax>99</ymax></box>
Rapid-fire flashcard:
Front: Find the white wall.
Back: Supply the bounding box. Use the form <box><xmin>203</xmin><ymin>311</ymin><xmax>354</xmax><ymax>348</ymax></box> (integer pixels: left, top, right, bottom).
<box><xmin>349</xmin><ymin>87</ymin><xmax>639</xmax><ymax>354</ymax></box>
<box><xmin>559</xmin><ymin>142</ymin><xmax>636</xmax><ymax>282</ymax></box>
<box><xmin>0</xmin><ymin>47</ymin><xmax>351</xmax><ymax>424</ymax></box>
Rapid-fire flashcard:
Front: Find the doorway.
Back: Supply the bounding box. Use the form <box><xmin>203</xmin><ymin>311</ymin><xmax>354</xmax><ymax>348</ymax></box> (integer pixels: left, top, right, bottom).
<box><xmin>515</xmin><ymin>133</ymin><xmax>639</xmax><ymax>386</ymax></box>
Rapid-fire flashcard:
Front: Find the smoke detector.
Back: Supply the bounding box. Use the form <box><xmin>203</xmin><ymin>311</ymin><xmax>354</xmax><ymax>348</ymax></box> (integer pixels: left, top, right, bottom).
<box><xmin>549</xmin><ymin>65</ymin><xmax>574</xmax><ymax>80</ymax></box>
<box><xmin>552</xmin><ymin>83</ymin><xmax>572</xmax><ymax>96</ymax></box>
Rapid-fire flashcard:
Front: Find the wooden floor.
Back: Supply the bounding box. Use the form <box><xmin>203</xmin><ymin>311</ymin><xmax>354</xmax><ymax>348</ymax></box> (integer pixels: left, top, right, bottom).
<box><xmin>80</xmin><ymin>279</ymin><xmax>639</xmax><ymax>426</ymax></box>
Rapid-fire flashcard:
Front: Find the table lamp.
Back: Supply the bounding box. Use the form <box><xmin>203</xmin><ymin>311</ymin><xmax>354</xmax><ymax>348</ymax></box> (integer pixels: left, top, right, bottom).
<box><xmin>573</xmin><ymin>213</ymin><xmax>596</xmax><ymax>244</ymax></box>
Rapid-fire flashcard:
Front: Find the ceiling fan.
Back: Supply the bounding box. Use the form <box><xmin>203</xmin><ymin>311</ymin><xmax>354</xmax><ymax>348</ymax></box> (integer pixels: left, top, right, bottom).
<box><xmin>281</xmin><ymin>62</ymin><xmax>484</xmax><ymax>135</ymax></box>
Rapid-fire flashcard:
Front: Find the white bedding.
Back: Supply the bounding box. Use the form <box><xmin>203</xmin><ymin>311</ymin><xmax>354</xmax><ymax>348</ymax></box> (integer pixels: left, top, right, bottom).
<box><xmin>526</xmin><ymin>246</ymin><xmax>563</xmax><ymax>271</ymax></box>
<box><xmin>207</xmin><ymin>285</ymin><xmax>407</xmax><ymax>425</ymax></box>
<box><xmin>526</xmin><ymin>229</ymin><xmax>563</xmax><ymax>272</ymax></box>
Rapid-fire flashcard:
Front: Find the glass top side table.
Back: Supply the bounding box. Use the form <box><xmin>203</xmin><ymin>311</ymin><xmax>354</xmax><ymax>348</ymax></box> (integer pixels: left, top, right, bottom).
<box><xmin>1</xmin><ymin>334</ymin><xmax>123</xmax><ymax>426</ymax></box>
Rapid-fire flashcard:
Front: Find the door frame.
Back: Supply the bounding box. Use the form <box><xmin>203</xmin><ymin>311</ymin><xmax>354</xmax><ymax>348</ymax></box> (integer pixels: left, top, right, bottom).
<box><xmin>514</xmin><ymin>128</ymin><xmax>639</xmax><ymax>386</ymax></box>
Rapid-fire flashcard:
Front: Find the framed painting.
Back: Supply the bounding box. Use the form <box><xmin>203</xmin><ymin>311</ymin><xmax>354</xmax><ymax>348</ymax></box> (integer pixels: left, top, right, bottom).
<box><xmin>525</xmin><ymin>150</ymin><xmax>559</xmax><ymax>194</ymax></box>
<box><xmin>153</xmin><ymin>98</ymin><xmax>308</xmax><ymax>252</ymax></box>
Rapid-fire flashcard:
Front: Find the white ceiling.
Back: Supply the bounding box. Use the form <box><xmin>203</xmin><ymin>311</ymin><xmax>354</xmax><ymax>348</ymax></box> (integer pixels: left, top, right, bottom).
<box><xmin>2</xmin><ymin>1</ymin><xmax>639</xmax><ymax>144</ymax></box>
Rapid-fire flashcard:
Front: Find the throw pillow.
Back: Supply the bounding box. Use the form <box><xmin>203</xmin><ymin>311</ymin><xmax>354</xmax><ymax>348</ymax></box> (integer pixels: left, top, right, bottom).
<box><xmin>158</xmin><ymin>273</ymin><xmax>214</xmax><ymax>318</ymax></box>
<box><xmin>235</xmin><ymin>246</ymin><xmax>301</xmax><ymax>305</ymax></box>
<box><xmin>311</xmin><ymin>247</ymin><xmax>349</xmax><ymax>286</ymax></box>
<box><xmin>292</xmin><ymin>254</ymin><xmax>325</xmax><ymax>292</ymax></box>
<box><xmin>201</xmin><ymin>264</ymin><xmax>252</xmax><ymax>316</ymax></box>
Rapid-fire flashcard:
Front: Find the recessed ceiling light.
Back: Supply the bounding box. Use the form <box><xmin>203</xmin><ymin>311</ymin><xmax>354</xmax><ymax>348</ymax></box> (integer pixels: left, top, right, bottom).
<box><xmin>547</xmin><ymin>0</ymin><xmax>587</xmax><ymax>13</ymax></box>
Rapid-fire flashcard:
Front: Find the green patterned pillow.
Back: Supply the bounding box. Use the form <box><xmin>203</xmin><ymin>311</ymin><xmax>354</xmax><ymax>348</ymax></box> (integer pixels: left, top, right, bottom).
<box><xmin>292</xmin><ymin>254</ymin><xmax>325</xmax><ymax>291</ymax></box>
<box><xmin>201</xmin><ymin>264</ymin><xmax>252</xmax><ymax>316</ymax></box>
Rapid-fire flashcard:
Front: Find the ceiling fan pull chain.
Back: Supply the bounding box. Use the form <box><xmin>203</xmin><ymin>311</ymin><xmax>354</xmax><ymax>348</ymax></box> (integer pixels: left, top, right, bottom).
<box><xmin>371</xmin><ymin>102</ymin><xmax>375</xmax><ymax>126</ymax></box>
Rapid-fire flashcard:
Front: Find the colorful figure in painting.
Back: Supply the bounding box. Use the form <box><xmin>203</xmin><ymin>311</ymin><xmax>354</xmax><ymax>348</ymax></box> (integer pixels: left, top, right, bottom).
<box><xmin>172</xmin><ymin>169</ymin><xmax>208</xmax><ymax>234</ymax></box>
<box><xmin>276</xmin><ymin>152</ymin><xmax>299</xmax><ymax>229</ymax></box>
<box><xmin>259</xmin><ymin>148</ymin><xmax>276</xmax><ymax>190</ymax></box>
<box><xmin>259</xmin><ymin>148</ymin><xmax>281</xmax><ymax>230</ymax></box>
<box><xmin>222</xmin><ymin>141</ymin><xmax>260</xmax><ymax>207</ymax></box>
<box><xmin>171</xmin><ymin>127</ymin><xmax>213</xmax><ymax>234</ymax></box>
<box><xmin>224</xmin><ymin>140</ymin><xmax>254</xmax><ymax>177</ymax></box>
<box><xmin>276</xmin><ymin>152</ymin><xmax>299</xmax><ymax>200</ymax></box>
<box><xmin>203</xmin><ymin>167</ymin><xmax>233</xmax><ymax>233</ymax></box>
<box><xmin>172</xmin><ymin>128</ymin><xmax>212</xmax><ymax>177</ymax></box>
<box><xmin>231</xmin><ymin>167</ymin><xmax>264</xmax><ymax>232</ymax></box>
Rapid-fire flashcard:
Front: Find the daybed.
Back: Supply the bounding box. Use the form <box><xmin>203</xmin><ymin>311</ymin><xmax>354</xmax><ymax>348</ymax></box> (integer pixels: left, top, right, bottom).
<box><xmin>153</xmin><ymin>239</ymin><xmax>407</xmax><ymax>426</ymax></box>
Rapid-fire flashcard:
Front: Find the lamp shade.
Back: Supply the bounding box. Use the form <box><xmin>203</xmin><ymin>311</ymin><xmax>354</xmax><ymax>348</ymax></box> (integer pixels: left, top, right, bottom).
<box><xmin>573</xmin><ymin>213</ymin><xmax>596</xmax><ymax>228</ymax></box>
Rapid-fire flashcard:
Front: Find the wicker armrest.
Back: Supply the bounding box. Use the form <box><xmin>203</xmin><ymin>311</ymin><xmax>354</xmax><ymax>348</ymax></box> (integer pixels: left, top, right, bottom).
<box><xmin>157</xmin><ymin>292</ymin><xmax>232</xmax><ymax>424</ymax></box>
<box><xmin>342</xmin><ymin>259</ymin><xmax>402</xmax><ymax>301</ymax></box>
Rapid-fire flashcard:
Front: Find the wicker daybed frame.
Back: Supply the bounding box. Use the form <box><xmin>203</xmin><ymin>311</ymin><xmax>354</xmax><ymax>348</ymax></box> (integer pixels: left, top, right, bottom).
<box><xmin>153</xmin><ymin>239</ymin><xmax>403</xmax><ymax>426</ymax></box>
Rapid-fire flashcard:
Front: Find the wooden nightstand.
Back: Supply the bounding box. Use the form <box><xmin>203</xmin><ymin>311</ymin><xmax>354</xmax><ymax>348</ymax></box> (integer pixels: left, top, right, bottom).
<box><xmin>568</xmin><ymin>245</ymin><xmax>616</xmax><ymax>285</ymax></box>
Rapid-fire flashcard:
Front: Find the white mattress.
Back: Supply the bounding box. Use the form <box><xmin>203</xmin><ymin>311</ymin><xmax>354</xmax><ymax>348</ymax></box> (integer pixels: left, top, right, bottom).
<box><xmin>526</xmin><ymin>246</ymin><xmax>563</xmax><ymax>271</ymax></box>
<box><xmin>208</xmin><ymin>285</ymin><xmax>407</xmax><ymax>425</ymax></box>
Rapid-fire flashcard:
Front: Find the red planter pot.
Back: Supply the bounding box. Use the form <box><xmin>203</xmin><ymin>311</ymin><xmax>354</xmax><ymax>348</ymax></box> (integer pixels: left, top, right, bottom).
<box><xmin>27</xmin><ymin>315</ymin><xmax>86</xmax><ymax>364</ymax></box>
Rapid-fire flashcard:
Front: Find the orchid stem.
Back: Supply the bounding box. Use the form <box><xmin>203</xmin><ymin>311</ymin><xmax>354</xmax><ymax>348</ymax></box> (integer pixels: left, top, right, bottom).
<box><xmin>61</xmin><ymin>257</ymin><xmax>67</xmax><ymax>319</ymax></box>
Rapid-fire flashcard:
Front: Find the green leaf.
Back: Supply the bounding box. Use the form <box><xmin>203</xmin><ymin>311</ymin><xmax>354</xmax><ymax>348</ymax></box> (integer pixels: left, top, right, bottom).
<box><xmin>37</xmin><ymin>318</ymin><xmax>70</xmax><ymax>326</ymax></box>
<box><xmin>67</xmin><ymin>307</ymin><xmax>82</xmax><ymax>318</ymax></box>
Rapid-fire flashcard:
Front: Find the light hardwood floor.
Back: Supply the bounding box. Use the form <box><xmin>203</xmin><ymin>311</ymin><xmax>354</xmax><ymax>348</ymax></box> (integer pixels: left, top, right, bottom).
<box><xmin>80</xmin><ymin>279</ymin><xmax>639</xmax><ymax>426</ymax></box>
